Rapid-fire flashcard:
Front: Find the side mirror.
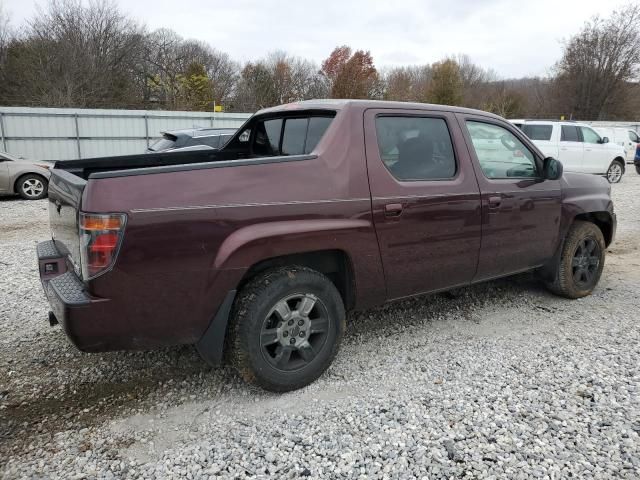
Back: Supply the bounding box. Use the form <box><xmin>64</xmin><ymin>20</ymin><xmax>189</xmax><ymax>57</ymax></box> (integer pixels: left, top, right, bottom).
<box><xmin>600</xmin><ymin>136</ymin><xmax>609</xmax><ymax>144</ymax></box>
<box><xmin>543</xmin><ymin>157</ymin><xmax>563</xmax><ymax>180</ymax></box>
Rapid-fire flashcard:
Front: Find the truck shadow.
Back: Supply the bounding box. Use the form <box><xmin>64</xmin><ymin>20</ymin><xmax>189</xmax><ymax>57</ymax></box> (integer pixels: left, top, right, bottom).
<box><xmin>0</xmin><ymin>272</ymin><xmax>549</xmax><ymax>450</ymax></box>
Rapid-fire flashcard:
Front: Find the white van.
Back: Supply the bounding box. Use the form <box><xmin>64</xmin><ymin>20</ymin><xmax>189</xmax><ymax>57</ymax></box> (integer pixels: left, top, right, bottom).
<box><xmin>593</xmin><ymin>127</ymin><xmax>639</xmax><ymax>163</ymax></box>
<box><xmin>514</xmin><ymin>121</ymin><xmax>626</xmax><ymax>183</ymax></box>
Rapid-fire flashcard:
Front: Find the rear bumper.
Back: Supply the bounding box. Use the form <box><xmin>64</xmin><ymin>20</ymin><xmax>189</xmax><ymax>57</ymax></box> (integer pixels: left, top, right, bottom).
<box><xmin>37</xmin><ymin>240</ymin><xmax>116</xmax><ymax>352</ymax></box>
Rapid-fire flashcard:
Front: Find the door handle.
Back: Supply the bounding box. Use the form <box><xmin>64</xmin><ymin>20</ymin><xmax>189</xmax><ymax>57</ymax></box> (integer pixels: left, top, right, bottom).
<box><xmin>560</xmin><ymin>147</ymin><xmax>568</xmax><ymax>151</ymax></box>
<box><xmin>384</xmin><ymin>203</ymin><xmax>404</xmax><ymax>217</ymax></box>
<box><xmin>585</xmin><ymin>148</ymin><xmax>592</xmax><ymax>151</ymax></box>
<box><xmin>488</xmin><ymin>195</ymin><xmax>502</xmax><ymax>209</ymax></box>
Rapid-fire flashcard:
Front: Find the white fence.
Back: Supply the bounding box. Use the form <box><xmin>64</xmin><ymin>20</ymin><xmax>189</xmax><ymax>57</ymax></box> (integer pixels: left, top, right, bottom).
<box><xmin>0</xmin><ymin>106</ymin><xmax>252</xmax><ymax>161</ymax></box>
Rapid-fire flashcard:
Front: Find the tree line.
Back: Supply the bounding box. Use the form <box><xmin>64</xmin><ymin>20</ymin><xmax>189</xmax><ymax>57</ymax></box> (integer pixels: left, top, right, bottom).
<box><xmin>1</xmin><ymin>0</ymin><xmax>639</xmax><ymax>120</ymax></box>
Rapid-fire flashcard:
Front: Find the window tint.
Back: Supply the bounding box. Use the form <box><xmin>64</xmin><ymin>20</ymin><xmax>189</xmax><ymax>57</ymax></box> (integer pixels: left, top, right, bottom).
<box><xmin>253</xmin><ymin>118</ymin><xmax>282</xmax><ymax>156</ymax></box>
<box><xmin>580</xmin><ymin>127</ymin><xmax>601</xmax><ymax>144</ymax></box>
<box><xmin>305</xmin><ymin>117</ymin><xmax>333</xmax><ymax>153</ymax></box>
<box><xmin>629</xmin><ymin>131</ymin><xmax>639</xmax><ymax>143</ymax></box>
<box><xmin>561</xmin><ymin>125</ymin><xmax>580</xmax><ymax>142</ymax></box>
<box><xmin>466</xmin><ymin>121</ymin><xmax>537</xmax><ymax>179</ymax></box>
<box><xmin>522</xmin><ymin>124</ymin><xmax>553</xmax><ymax>141</ymax></box>
<box><xmin>375</xmin><ymin>116</ymin><xmax>456</xmax><ymax>181</ymax></box>
<box><xmin>282</xmin><ymin>118</ymin><xmax>308</xmax><ymax>155</ymax></box>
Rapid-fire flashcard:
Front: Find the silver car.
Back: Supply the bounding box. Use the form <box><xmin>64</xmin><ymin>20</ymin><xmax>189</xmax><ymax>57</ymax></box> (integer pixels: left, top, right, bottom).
<box><xmin>0</xmin><ymin>152</ymin><xmax>53</xmax><ymax>200</ymax></box>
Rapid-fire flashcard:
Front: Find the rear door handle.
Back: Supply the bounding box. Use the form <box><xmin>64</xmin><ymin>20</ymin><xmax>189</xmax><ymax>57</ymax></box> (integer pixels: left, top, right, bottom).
<box><xmin>384</xmin><ymin>203</ymin><xmax>404</xmax><ymax>217</ymax></box>
<box><xmin>488</xmin><ymin>195</ymin><xmax>502</xmax><ymax>209</ymax></box>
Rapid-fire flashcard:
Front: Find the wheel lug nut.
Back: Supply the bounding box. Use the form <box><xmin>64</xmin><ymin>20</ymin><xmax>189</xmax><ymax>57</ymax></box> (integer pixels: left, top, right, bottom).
<box><xmin>298</xmin><ymin>319</ymin><xmax>304</xmax><ymax>326</ymax></box>
<box><xmin>283</xmin><ymin>331</ymin><xmax>288</xmax><ymax>337</ymax></box>
<box><xmin>290</xmin><ymin>338</ymin><xmax>296</xmax><ymax>344</ymax></box>
<box><xmin>299</xmin><ymin>331</ymin><xmax>305</xmax><ymax>337</ymax></box>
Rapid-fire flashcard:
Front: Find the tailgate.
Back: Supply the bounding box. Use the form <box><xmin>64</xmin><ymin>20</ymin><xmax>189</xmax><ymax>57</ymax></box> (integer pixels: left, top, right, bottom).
<box><xmin>47</xmin><ymin>169</ymin><xmax>87</xmax><ymax>276</ymax></box>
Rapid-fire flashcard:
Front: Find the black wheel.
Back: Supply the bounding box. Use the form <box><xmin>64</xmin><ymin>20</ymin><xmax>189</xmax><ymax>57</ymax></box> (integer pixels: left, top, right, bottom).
<box><xmin>546</xmin><ymin>221</ymin><xmax>605</xmax><ymax>299</ymax></box>
<box><xmin>17</xmin><ymin>174</ymin><xmax>48</xmax><ymax>200</ymax></box>
<box><xmin>228</xmin><ymin>266</ymin><xmax>345</xmax><ymax>392</ymax></box>
<box><xmin>606</xmin><ymin>160</ymin><xmax>623</xmax><ymax>183</ymax></box>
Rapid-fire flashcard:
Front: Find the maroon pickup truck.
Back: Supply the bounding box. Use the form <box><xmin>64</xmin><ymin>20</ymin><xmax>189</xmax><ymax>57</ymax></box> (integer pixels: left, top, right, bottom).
<box><xmin>37</xmin><ymin>100</ymin><xmax>615</xmax><ymax>391</ymax></box>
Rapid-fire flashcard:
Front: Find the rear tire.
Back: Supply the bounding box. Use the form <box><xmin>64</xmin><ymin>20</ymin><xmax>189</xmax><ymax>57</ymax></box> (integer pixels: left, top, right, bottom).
<box><xmin>16</xmin><ymin>174</ymin><xmax>48</xmax><ymax>200</ymax></box>
<box><xmin>228</xmin><ymin>266</ymin><xmax>345</xmax><ymax>392</ymax></box>
<box><xmin>545</xmin><ymin>221</ymin><xmax>605</xmax><ymax>299</ymax></box>
<box><xmin>606</xmin><ymin>160</ymin><xmax>624</xmax><ymax>183</ymax></box>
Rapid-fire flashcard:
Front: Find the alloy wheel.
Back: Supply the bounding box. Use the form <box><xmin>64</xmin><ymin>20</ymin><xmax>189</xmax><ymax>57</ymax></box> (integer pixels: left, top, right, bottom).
<box><xmin>571</xmin><ymin>237</ymin><xmax>601</xmax><ymax>288</ymax></box>
<box><xmin>21</xmin><ymin>178</ymin><xmax>45</xmax><ymax>198</ymax></box>
<box><xmin>607</xmin><ymin>163</ymin><xmax>622</xmax><ymax>183</ymax></box>
<box><xmin>260</xmin><ymin>293</ymin><xmax>330</xmax><ymax>371</ymax></box>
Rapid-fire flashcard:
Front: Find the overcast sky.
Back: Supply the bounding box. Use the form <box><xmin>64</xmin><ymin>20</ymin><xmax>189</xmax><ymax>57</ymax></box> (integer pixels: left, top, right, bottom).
<box><xmin>2</xmin><ymin>0</ymin><xmax>624</xmax><ymax>78</ymax></box>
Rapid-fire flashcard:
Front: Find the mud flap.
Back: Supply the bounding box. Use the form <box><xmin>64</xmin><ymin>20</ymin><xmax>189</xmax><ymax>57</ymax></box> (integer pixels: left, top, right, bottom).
<box><xmin>196</xmin><ymin>290</ymin><xmax>236</xmax><ymax>366</ymax></box>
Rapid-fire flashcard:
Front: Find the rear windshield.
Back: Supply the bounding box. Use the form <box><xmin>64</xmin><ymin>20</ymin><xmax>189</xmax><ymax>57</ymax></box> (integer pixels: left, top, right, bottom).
<box><xmin>148</xmin><ymin>135</ymin><xmax>177</xmax><ymax>152</ymax></box>
<box><xmin>522</xmin><ymin>124</ymin><xmax>553</xmax><ymax>141</ymax></box>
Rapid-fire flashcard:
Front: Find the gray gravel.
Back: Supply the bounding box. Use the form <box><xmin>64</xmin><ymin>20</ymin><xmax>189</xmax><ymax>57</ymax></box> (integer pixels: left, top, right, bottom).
<box><xmin>2</xmin><ymin>174</ymin><xmax>640</xmax><ymax>479</ymax></box>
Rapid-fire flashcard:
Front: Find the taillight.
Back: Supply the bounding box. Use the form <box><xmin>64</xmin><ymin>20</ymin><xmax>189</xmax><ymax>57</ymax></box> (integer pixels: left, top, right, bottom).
<box><xmin>79</xmin><ymin>213</ymin><xmax>126</xmax><ymax>279</ymax></box>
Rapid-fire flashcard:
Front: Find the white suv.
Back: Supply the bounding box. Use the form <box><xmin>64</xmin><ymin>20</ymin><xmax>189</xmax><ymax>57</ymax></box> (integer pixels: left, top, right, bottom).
<box><xmin>514</xmin><ymin>121</ymin><xmax>626</xmax><ymax>183</ymax></box>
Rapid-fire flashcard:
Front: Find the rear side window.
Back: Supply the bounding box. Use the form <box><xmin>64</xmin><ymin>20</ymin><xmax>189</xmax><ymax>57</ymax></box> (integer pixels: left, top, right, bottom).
<box><xmin>375</xmin><ymin>116</ymin><xmax>456</xmax><ymax>181</ymax></box>
<box><xmin>522</xmin><ymin>124</ymin><xmax>553</xmax><ymax>141</ymax></box>
<box><xmin>253</xmin><ymin>115</ymin><xmax>334</xmax><ymax>156</ymax></box>
<box><xmin>561</xmin><ymin>125</ymin><xmax>580</xmax><ymax>142</ymax></box>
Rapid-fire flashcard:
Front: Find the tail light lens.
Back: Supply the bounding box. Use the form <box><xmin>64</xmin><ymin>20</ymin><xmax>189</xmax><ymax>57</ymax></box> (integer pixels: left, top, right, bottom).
<box><xmin>79</xmin><ymin>213</ymin><xmax>127</xmax><ymax>279</ymax></box>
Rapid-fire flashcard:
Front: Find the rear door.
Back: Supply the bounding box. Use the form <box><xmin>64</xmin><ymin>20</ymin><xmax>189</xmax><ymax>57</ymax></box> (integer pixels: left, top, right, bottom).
<box><xmin>557</xmin><ymin>124</ymin><xmax>584</xmax><ymax>172</ymax></box>
<box><xmin>460</xmin><ymin>115</ymin><xmax>561</xmax><ymax>280</ymax></box>
<box><xmin>364</xmin><ymin>108</ymin><xmax>482</xmax><ymax>300</ymax></box>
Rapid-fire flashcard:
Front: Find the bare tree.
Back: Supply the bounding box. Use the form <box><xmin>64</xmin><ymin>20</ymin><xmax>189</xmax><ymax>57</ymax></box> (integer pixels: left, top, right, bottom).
<box><xmin>555</xmin><ymin>3</ymin><xmax>640</xmax><ymax>120</ymax></box>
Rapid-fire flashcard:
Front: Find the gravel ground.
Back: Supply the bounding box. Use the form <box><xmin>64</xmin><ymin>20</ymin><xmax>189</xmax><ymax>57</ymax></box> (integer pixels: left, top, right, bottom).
<box><xmin>1</xmin><ymin>175</ymin><xmax>640</xmax><ymax>479</ymax></box>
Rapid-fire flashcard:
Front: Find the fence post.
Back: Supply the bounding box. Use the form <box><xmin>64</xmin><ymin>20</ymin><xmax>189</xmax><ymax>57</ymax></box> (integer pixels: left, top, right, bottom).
<box><xmin>0</xmin><ymin>112</ymin><xmax>6</xmax><ymax>152</ymax></box>
<box><xmin>74</xmin><ymin>113</ymin><xmax>81</xmax><ymax>159</ymax></box>
<box><xmin>144</xmin><ymin>114</ymin><xmax>150</xmax><ymax>148</ymax></box>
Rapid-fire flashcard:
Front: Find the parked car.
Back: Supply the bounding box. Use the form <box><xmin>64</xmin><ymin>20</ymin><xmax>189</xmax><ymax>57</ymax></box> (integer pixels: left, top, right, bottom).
<box><xmin>147</xmin><ymin>127</ymin><xmax>236</xmax><ymax>153</ymax></box>
<box><xmin>0</xmin><ymin>152</ymin><xmax>53</xmax><ymax>200</ymax></box>
<box><xmin>37</xmin><ymin>100</ymin><xmax>615</xmax><ymax>392</ymax></box>
<box><xmin>514</xmin><ymin>120</ymin><xmax>626</xmax><ymax>183</ymax></box>
<box><xmin>594</xmin><ymin>126</ymin><xmax>640</xmax><ymax>164</ymax></box>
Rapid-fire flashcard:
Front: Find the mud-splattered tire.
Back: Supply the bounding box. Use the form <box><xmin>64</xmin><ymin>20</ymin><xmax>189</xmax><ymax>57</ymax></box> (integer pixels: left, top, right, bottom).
<box><xmin>545</xmin><ymin>221</ymin><xmax>606</xmax><ymax>299</ymax></box>
<box><xmin>228</xmin><ymin>266</ymin><xmax>345</xmax><ymax>392</ymax></box>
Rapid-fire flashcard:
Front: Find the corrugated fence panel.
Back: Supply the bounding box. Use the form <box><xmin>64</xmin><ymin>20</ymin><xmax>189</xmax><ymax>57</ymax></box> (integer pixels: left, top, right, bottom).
<box><xmin>0</xmin><ymin>107</ymin><xmax>252</xmax><ymax>160</ymax></box>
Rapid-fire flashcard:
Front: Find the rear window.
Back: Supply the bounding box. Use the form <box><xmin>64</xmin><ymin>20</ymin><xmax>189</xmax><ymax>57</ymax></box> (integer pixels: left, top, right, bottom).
<box><xmin>148</xmin><ymin>135</ymin><xmax>177</xmax><ymax>152</ymax></box>
<box><xmin>253</xmin><ymin>115</ymin><xmax>334</xmax><ymax>156</ymax></box>
<box><xmin>561</xmin><ymin>125</ymin><xmax>580</xmax><ymax>142</ymax></box>
<box><xmin>522</xmin><ymin>124</ymin><xmax>553</xmax><ymax>141</ymax></box>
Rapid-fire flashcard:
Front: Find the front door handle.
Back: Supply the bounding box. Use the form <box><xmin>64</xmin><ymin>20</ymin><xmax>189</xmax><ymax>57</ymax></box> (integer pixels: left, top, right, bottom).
<box><xmin>488</xmin><ymin>195</ymin><xmax>502</xmax><ymax>209</ymax></box>
<box><xmin>384</xmin><ymin>203</ymin><xmax>404</xmax><ymax>217</ymax></box>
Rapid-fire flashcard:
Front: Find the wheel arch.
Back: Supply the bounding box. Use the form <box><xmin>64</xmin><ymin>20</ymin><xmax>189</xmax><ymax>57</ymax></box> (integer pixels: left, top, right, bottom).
<box><xmin>612</xmin><ymin>156</ymin><xmax>626</xmax><ymax>172</ymax></box>
<box><xmin>13</xmin><ymin>171</ymin><xmax>48</xmax><ymax>194</ymax></box>
<box><xmin>574</xmin><ymin>211</ymin><xmax>614</xmax><ymax>247</ymax></box>
<box><xmin>238</xmin><ymin>249</ymin><xmax>356</xmax><ymax>311</ymax></box>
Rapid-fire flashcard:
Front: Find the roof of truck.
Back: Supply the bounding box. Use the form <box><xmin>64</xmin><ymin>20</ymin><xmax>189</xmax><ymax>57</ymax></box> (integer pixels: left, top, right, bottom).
<box><xmin>257</xmin><ymin>99</ymin><xmax>505</xmax><ymax>120</ymax></box>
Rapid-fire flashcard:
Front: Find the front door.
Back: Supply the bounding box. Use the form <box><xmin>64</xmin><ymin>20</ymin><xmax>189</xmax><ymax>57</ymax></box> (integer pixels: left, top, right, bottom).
<box><xmin>0</xmin><ymin>157</ymin><xmax>9</xmax><ymax>192</ymax></box>
<box><xmin>580</xmin><ymin>125</ymin><xmax>608</xmax><ymax>174</ymax></box>
<box><xmin>364</xmin><ymin>109</ymin><xmax>482</xmax><ymax>300</ymax></box>
<box><xmin>460</xmin><ymin>116</ymin><xmax>562</xmax><ymax>281</ymax></box>
<box><xmin>557</xmin><ymin>124</ymin><xmax>584</xmax><ymax>173</ymax></box>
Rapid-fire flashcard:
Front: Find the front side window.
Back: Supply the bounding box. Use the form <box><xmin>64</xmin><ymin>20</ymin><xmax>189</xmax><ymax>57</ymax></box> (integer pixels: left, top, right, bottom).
<box><xmin>522</xmin><ymin>124</ymin><xmax>553</xmax><ymax>141</ymax></box>
<box><xmin>375</xmin><ymin>116</ymin><xmax>456</xmax><ymax>181</ymax></box>
<box><xmin>561</xmin><ymin>125</ymin><xmax>580</xmax><ymax>142</ymax></box>
<box><xmin>580</xmin><ymin>127</ymin><xmax>601</xmax><ymax>144</ymax></box>
<box><xmin>466</xmin><ymin>121</ymin><xmax>537</xmax><ymax>179</ymax></box>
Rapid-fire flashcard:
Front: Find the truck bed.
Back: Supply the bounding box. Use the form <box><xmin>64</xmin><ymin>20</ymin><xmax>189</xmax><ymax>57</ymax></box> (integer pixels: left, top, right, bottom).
<box><xmin>53</xmin><ymin>149</ymin><xmax>236</xmax><ymax>180</ymax></box>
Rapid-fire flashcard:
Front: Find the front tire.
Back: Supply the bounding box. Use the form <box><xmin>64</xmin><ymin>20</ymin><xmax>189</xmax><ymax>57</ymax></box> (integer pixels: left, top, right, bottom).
<box><xmin>17</xmin><ymin>174</ymin><xmax>48</xmax><ymax>200</ymax></box>
<box><xmin>228</xmin><ymin>266</ymin><xmax>345</xmax><ymax>392</ymax></box>
<box><xmin>606</xmin><ymin>160</ymin><xmax>624</xmax><ymax>183</ymax></box>
<box><xmin>545</xmin><ymin>221</ymin><xmax>605</xmax><ymax>299</ymax></box>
